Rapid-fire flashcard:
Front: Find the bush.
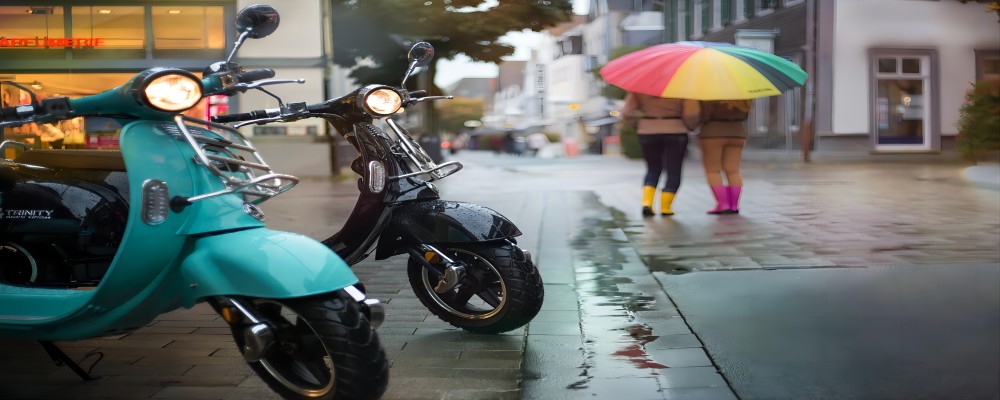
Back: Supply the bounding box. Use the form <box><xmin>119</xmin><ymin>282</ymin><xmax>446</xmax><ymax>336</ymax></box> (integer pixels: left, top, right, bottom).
<box><xmin>956</xmin><ymin>80</ymin><xmax>1000</xmax><ymax>162</ymax></box>
<box><xmin>619</xmin><ymin>123</ymin><xmax>643</xmax><ymax>159</ymax></box>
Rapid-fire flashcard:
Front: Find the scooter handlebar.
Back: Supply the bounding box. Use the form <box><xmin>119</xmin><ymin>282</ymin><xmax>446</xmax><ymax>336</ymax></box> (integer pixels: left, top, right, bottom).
<box><xmin>233</xmin><ymin>69</ymin><xmax>276</xmax><ymax>83</ymax></box>
<box><xmin>211</xmin><ymin>108</ymin><xmax>277</xmax><ymax>123</ymax></box>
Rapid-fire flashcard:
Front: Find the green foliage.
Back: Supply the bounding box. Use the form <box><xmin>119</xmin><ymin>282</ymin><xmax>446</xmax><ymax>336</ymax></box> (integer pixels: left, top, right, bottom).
<box><xmin>956</xmin><ymin>80</ymin><xmax>1000</xmax><ymax>161</ymax></box>
<box><xmin>330</xmin><ymin>0</ymin><xmax>574</xmax><ymax>90</ymax></box>
<box><xmin>592</xmin><ymin>45</ymin><xmax>650</xmax><ymax>100</ymax></box>
<box><xmin>619</xmin><ymin>123</ymin><xmax>643</xmax><ymax>159</ymax></box>
<box><xmin>438</xmin><ymin>97</ymin><xmax>484</xmax><ymax>135</ymax></box>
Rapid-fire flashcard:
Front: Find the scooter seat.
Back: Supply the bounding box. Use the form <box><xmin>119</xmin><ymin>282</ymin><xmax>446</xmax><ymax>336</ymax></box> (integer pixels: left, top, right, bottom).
<box><xmin>14</xmin><ymin>149</ymin><xmax>126</xmax><ymax>171</ymax></box>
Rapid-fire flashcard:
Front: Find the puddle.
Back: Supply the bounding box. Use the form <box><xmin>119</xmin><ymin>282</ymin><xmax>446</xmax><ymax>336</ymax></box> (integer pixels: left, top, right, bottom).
<box><xmin>566</xmin><ymin>194</ymin><xmax>674</xmax><ymax>389</ymax></box>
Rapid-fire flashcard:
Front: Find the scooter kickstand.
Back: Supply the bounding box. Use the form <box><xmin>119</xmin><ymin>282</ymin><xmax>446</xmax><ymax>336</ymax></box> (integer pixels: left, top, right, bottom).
<box><xmin>38</xmin><ymin>341</ymin><xmax>100</xmax><ymax>381</ymax></box>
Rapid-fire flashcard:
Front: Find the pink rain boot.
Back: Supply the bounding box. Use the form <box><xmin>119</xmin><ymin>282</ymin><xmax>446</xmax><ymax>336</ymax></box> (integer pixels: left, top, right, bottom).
<box><xmin>707</xmin><ymin>186</ymin><xmax>731</xmax><ymax>215</ymax></box>
<box><xmin>728</xmin><ymin>186</ymin><xmax>742</xmax><ymax>214</ymax></box>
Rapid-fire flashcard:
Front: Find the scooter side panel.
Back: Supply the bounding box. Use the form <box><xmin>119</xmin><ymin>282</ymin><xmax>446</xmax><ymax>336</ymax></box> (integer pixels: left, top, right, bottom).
<box><xmin>180</xmin><ymin>228</ymin><xmax>357</xmax><ymax>307</ymax></box>
<box><xmin>374</xmin><ymin>200</ymin><xmax>522</xmax><ymax>259</ymax></box>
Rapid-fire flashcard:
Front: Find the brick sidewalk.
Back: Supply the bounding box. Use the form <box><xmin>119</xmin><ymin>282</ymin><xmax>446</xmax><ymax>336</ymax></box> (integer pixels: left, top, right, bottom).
<box><xmin>2</xmin><ymin>150</ymin><xmax>996</xmax><ymax>400</ymax></box>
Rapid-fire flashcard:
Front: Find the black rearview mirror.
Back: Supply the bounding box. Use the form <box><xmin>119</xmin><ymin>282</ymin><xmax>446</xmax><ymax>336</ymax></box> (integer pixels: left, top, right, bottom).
<box><xmin>236</xmin><ymin>4</ymin><xmax>280</xmax><ymax>39</ymax></box>
<box><xmin>408</xmin><ymin>42</ymin><xmax>435</xmax><ymax>69</ymax></box>
<box><xmin>401</xmin><ymin>42</ymin><xmax>435</xmax><ymax>88</ymax></box>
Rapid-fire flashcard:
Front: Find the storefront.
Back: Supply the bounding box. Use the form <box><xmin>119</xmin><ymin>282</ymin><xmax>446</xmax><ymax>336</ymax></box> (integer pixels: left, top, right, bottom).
<box><xmin>2</xmin><ymin>1</ymin><xmax>329</xmax><ymax>153</ymax></box>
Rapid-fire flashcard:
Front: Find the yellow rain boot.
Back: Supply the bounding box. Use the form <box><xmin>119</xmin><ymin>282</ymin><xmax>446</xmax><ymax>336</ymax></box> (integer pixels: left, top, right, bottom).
<box><xmin>660</xmin><ymin>192</ymin><xmax>676</xmax><ymax>216</ymax></box>
<box><xmin>642</xmin><ymin>186</ymin><xmax>656</xmax><ymax>217</ymax></box>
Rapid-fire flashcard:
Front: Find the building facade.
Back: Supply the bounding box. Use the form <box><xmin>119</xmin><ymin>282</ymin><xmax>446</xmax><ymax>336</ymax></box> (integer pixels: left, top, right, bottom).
<box><xmin>1</xmin><ymin>0</ymin><xmax>328</xmax><ymax>146</ymax></box>
<box><xmin>666</xmin><ymin>0</ymin><xmax>999</xmax><ymax>155</ymax></box>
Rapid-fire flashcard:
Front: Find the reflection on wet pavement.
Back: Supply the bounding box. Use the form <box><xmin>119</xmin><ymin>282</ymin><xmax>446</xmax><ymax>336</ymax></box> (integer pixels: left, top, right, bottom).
<box><xmin>559</xmin><ymin>193</ymin><xmax>732</xmax><ymax>399</ymax></box>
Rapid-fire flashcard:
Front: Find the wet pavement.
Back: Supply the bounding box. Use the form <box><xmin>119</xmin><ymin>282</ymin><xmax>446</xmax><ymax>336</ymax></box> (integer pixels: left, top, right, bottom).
<box><xmin>2</xmin><ymin>147</ymin><xmax>998</xmax><ymax>399</ymax></box>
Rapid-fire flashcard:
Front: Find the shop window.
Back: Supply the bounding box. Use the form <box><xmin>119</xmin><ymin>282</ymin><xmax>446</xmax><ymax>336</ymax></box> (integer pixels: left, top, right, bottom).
<box><xmin>71</xmin><ymin>6</ymin><xmax>144</xmax><ymax>49</ymax></box>
<box><xmin>152</xmin><ymin>6</ymin><xmax>224</xmax><ymax>50</ymax></box>
<box><xmin>0</xmin><ymin>6</ymin><xmax>65</xmax><ymax>49</ymax></box>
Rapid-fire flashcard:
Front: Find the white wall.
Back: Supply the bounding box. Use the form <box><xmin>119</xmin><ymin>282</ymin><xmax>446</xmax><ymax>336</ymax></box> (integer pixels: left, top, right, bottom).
<box><xmin>832</xmin><ymin>0</ymin><xmax>1000</xmax><ymax>136</ymax></box>
<box><xmin>231</xmin><ymin>2</ymin><xmax>325</xmax><ymax>136</ymax></box>
<box><xmin>233</xmin><ymin>67</ymin><xmax>325</xmax><ymax>136</ymax></box>
<box><xmin>235</xmin><ymin>0</ymin><xmax>323</xmax><ymax>59</ymax></box>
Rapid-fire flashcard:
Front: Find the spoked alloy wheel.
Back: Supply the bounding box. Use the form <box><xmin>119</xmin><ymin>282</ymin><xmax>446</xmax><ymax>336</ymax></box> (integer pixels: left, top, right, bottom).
<box><xmin>407</xmin><ymin>241</ymin><xmax>543</xmax><ymax>334</ymax></box>
<box><xmin>227</xmin><ymin>292</ymin><xmax>388</xmax><ymax>400</ymax></box>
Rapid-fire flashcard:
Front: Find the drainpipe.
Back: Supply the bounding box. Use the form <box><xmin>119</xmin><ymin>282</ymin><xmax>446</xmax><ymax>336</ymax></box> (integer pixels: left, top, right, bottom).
<box><xmin>801</xmin><ymin>0</ymin><xmax>816</xmax><ymax>163</ymax></box>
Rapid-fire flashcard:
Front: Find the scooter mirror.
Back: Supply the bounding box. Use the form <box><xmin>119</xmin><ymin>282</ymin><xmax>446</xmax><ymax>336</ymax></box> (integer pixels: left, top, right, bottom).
<box><xmin>408</xmin><ymin>42</ymin><xmax>435</xmax><ymax>69</ymax></box>
<box><xmin>236</xmin><ymin>4</ymin><xmax>280</xmax><ymax>39</ymax></box>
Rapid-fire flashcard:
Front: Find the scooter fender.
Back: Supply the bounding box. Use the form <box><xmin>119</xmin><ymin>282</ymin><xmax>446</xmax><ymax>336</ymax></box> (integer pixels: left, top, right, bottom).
<box><xmin>375</xmin><ymin>200</ymin><xmax>522</xmax><ymax>259</ymax></box>
<box><xmin>180</xmin><ymin>228</ymin><xmax>358</xmax><ymax>307</ymax></box>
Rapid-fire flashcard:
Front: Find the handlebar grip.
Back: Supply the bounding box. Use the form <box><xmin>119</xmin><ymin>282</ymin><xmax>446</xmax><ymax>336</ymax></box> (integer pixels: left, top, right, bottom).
<box><xmin>233</xmin><ymin>69</ymin><xmax>276</xmax><ymax>83</ymax></box>
<box><xmin>409</xmin><ymin>90</ymin><xmax>428</xmax><ymax>99</ymax></box>
<box><xmin>211</xmin><ymin>109</ymin><xmax>271</xmax><ymax>123</ymax></box>
<box><xmin>0</xmin><ymin>106</ymin><xmax>18</xmax><ymax>121</ymax></box>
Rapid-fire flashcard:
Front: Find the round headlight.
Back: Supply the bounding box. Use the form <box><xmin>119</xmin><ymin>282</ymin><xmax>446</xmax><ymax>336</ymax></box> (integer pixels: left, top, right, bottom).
<box><xmin>362</xmin><ymin>88</ymin><xmax>402</xmax><ymax>116</ymax></box>
<box><xmin>139</xmin><ymin>70</ymin><xmax>203</xmax><ymax>112</ymax></box>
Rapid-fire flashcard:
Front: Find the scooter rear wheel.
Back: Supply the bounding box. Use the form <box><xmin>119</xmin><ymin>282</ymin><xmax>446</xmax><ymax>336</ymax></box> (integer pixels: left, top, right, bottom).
<box><xmin>407</xmin><ymin>241</ymin><xmax>544</xmax><ymax>334</ymax></box>
<box><xmin>228</xmin><ymin>291</ymin><xmax>389</xmax><ymax>400</ymax></box>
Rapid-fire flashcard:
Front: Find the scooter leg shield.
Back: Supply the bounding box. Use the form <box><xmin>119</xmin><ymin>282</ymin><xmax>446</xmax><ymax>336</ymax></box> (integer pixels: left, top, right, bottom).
<box><xmin>180</xmin><ymin>228</ymin><xmax>357</xmax><ymax>307</ymax></box>
<box><xmin>375</xmin><ymin>200</ymin><xmax>522</xmax><ymax>260</ymax></box>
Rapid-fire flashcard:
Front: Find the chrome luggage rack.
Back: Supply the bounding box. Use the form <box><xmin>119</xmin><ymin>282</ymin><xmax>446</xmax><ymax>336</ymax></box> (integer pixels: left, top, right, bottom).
<box><xmin>169</xmin><ymin>114</ymin><xmax>298</xmax><ymax>205</ymax></box>
<box><xmin>383</xmin><ymin>118</ymin><xmax>462</xmax><ymax>182</ymax></box>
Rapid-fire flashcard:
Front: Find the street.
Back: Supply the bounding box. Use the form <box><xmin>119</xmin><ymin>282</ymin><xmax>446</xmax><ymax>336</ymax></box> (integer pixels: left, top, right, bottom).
<box><xmin>1</xmin><ymin>148</ymin><xmax>998</xmax><ymax>399</ymax></box>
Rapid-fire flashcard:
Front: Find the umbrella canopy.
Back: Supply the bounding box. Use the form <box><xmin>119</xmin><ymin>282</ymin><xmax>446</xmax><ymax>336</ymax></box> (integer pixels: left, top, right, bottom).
<box><xmin>600</xmin><ymin>41</ymin><xmax>808</xmax><ymax>100</ymax></box>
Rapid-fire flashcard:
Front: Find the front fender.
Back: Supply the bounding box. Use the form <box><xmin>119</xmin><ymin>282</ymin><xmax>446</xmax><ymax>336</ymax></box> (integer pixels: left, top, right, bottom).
<box><xmin>181</xmin><ymin>228</ymin><xmax>357</xmax><ymax>307</ymax></box>
<box><xmin>375</xmin><ymin>200</ymin><xmax>521</xmax><ymax>259</ymax></box>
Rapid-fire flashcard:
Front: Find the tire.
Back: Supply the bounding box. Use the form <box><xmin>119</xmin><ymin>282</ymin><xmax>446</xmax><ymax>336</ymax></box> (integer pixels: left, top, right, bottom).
<box><xmin>229</xmin><ymin>291</ymin><xmax>389</xmax><ymax>400</ymax></box>
<box><xmin>407</xmin><ymin>241</ymin><xmax>544</xmax><ymax>334</ymax></box>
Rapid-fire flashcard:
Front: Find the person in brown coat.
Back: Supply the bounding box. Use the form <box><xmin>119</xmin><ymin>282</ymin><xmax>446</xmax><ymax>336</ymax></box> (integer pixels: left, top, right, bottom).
<box><xmin>621</xmin><ymin>92</ymin><xmax>701</xmax><ymax>217</ymax></box>
<box><xmin>697</xmin><ymin>99</ymin><xmax>752</xmax><ymax>214</ymax></box>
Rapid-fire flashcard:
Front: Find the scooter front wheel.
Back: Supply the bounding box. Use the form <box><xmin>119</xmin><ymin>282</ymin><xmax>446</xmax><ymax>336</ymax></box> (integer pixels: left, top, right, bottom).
<box><xmin>407</xmin><ymin>241</ymin><xmax>544</xmax><ymax>334</ymax></box>
<box><xmin>223</xmin><ymin>291</ymin><xmax>389</xmax><ymax>400</ymax></box>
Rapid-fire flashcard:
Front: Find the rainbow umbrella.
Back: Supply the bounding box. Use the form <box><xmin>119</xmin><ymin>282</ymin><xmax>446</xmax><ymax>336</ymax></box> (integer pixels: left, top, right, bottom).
<box><xmin>599</xmin><ymin>41</ymin><xmax>808</xmax><ymax>100</ymax></box>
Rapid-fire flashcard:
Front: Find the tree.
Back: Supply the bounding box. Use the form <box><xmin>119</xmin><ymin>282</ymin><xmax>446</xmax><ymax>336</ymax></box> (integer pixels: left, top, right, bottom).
<box><xmin>330</xmin><ymin>0</ymin><xmax>574</xmax><ymax>94</ymax></box>
<box><xmin>593</xmin><ymin>45</ymin><xmax>650</xmax><ymax>159</ymax></box>
<box><xmin>956</xmin><ymin>80</ymin><xmax>1000</xmax><ymax>162</ymax></box>
<box><xmin>437</xmin><ymin>97</ymin><xmax>485</xmax><ymax>135</ymax></box>
<box><xmin>955</xmin><ymin>0</ymin><xmax>1000</xmax><ymax>22</ymax></box>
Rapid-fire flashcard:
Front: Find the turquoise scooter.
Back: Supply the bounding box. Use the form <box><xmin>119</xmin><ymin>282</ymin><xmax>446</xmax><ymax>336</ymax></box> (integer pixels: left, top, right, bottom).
<box><xmin>0</xmin><ymin>5</ymin><xmax>387</xmax><ymax>400</ymax></box>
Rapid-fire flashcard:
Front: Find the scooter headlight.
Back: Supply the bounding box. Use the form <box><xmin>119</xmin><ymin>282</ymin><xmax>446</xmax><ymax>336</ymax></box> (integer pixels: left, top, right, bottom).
<box><xmin>133</xmin><ymin>68</ymin><xmax>204</xmax><ymax>112</ymax></box>
<box><xmin>360</xmin><ymin>86</ymin><xmax>402</xmax><ymax>117</ymax></box>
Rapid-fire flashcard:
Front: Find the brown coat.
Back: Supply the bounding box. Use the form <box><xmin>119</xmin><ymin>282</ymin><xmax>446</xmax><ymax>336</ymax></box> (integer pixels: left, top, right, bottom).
<box><xmin>698</xmin><ymin>100</ymin><xmax>751</xmax><ymax>139</ymax></box>
<box><xmin>621</xmin><ymin>93</ymin><xmax>701</xmax><ymax>134</ymax></box>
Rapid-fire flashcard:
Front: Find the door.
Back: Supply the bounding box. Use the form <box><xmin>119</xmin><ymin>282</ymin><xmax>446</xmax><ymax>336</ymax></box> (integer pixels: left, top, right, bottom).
<box><xmin>873</xmin><ymin>55</ymin><xmax>932</xmax><ymax>151</ymax></box>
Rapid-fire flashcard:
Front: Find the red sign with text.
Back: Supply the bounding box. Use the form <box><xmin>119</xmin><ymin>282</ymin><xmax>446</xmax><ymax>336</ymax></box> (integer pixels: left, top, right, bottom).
<box><xmin>0</xmin><ymin>37</ymin><xmax>105</xmax><ymax>48</ymax></box>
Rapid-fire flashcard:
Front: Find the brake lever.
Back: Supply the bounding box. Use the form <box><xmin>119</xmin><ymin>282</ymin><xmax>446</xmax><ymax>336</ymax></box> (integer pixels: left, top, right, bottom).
<box><xmin>226</xmin><ymin>78</ymin><xmax>306</xmax><ymax>94</ymax></box>
<box><xmin>245</xmin><ymin>78</ymin><xmax>306</xmax><ymax>89</ymax></box>
<box><xmin>404</xmin><ymin>95</ymin><xmax>454</xmax><ymax>107</ymax></box>
<box><xmin>233</xmin><ymin>116</ymin><xmax>284</xmax><ymax>129</ymax></box>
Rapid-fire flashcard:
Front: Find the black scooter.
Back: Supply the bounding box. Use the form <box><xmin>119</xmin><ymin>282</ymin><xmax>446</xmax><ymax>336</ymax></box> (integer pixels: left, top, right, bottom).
<box><xmin>213</xmin><ymin>42</ymin><xmax>543</xmax><ymax>334</ymax></box>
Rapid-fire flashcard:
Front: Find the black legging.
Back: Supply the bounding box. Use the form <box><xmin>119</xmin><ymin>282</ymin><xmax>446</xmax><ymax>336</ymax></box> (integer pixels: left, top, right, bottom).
<box><xmin>638</xmin><ymin>134</ymin><xmax>689</xmax><ymax>193</ymax></box>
